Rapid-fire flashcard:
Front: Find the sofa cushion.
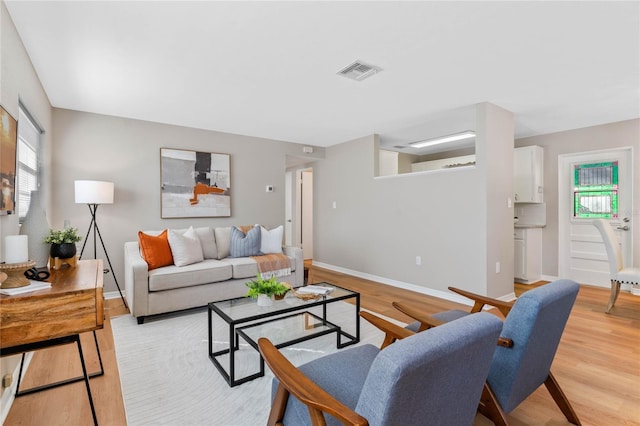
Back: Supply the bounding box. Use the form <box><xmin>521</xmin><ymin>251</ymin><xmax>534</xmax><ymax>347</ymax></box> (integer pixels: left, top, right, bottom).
<box><xmin>138</xmin><ymin>230</ymin><xmax>173</xmax><ymax>270</ymax></box>
<box><xmin>229</xmin><ymin>225</ymin><xmax>261</xmax><ymax>257</ymax></box>
<box><xmin>168</xmin><ymin>227</ymin><xmax>204</xmax><ymax>267</ymax></box>
<box><xmin>260</xmin><ymin>225</ymin><xmax>283</xmax><ymax>254</ymax></box>
<box><xmin>223</xmin><ymin>257</ymin><xmax>259</xmax><ymax>279</ymax></box>
<box><xmin>148</xmin><ymin>259</ymin><xmax>233</xmax><ymax>291</ymax></box>
<box><xmin>214</xmin><ymin>227</ymin><xmax>231</xmax><ymax>259</ymax></box>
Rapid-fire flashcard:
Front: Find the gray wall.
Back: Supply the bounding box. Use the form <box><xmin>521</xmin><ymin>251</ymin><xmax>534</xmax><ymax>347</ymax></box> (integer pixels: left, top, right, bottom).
<box><xmin>0</xmin><ymin>1</ymin><xmax>53</xmax><ymax>255</ymax></box>
<box><xmin>516</xmin><ymin>118</ymin><xmax>640</xmax><ymax>276</ymax></box>
<box><xmin>313</xmin><ymin>103</ymin><xmax>515</xmax><ymax>299</ymax></box>
<box><xmin>51</xmin><ymin>108</ymin><xmax>316</xmax><ymax>293</ymax></box>
<box><xmin>0</xmin><ymin>1</ymin><xmax>53</xmax><ymax>419</ymax></box>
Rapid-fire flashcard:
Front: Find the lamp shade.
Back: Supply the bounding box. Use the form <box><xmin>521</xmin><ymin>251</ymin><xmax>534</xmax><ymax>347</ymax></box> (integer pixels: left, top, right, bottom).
<box><xmin>74</xmin><ymin>180</ymin><xmax>114</xmax><ymax>204</ymax></box>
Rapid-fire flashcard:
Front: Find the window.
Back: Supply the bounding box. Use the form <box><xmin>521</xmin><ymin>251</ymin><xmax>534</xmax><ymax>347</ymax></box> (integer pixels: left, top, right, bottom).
<box><xmin>17</xmin><ymin>106</ymin><xmax>43</xmax><ymax>221</ymax></box>
<box><xmin>573</xmin><ymin>161</ymin><xmax>618</xmax><ymax>218</ymax></box>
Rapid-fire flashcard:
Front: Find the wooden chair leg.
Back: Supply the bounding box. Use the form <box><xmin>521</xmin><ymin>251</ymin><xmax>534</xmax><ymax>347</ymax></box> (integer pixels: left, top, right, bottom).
<box><xmin>606</xmin><ymin>280</ymin><xmax>621</xmax><ymax>313</ymax></box>
<box><xmin>268</xmin><ymin>384</ymin><xmax>290</xmax><ymax>426</ymax></box>
<box><xmin>544</xmin><ymin>372</ymin><xmax>581</xmax><ymax>425</ymax></box>
<box><xmin>477</xmin><ymin>382</ymin><xmax>509</xmax><ymax>426</ymax></box>
<box><xmin>307</xmin><ymin>407</ymin><xmax>328</xmax><ymax>426</ymax></box>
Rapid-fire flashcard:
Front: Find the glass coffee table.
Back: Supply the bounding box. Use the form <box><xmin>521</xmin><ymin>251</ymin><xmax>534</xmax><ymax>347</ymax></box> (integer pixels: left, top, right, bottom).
<box><xmin>208</xmin><ymin>283</ymin><xmax>360</xmax><ymax>387</ymax></box>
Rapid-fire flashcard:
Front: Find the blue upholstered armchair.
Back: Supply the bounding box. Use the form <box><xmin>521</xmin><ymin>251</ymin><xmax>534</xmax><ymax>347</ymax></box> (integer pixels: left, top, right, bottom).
<box><xmin>395</xmin><ymin>279</ymin><xmax>581</xmax><ymax>425</ymax></box>
<box><xmin>259</xmin><ymin>312</ymin><xmax>503</xmax><ymax>426</ymax></box>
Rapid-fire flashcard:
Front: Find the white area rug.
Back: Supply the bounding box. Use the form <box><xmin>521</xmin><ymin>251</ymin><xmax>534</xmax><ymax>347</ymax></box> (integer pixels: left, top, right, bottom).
<box><xmin>112</xmin><ymin>303</ymin><xmax>398</xmax><ymax>426</ymax></box>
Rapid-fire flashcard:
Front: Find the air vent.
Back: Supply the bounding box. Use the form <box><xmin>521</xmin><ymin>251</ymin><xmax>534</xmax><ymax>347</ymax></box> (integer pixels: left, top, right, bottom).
<box><xmin>393</xmin><ymin>145</ymin><xmax>406</xmax><ymax>149</ymax></box>
<box><xmin>337</xmin><ymin>60</ymin><xmax>382</xmax><ymax>81</ymax></box>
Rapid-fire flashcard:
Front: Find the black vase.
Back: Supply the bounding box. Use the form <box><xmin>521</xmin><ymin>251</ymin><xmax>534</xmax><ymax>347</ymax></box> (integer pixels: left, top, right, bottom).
<box><xmin>50</xmin><ymin>243</ymin><xmax>77</xmax><ymax>259</ymax></box>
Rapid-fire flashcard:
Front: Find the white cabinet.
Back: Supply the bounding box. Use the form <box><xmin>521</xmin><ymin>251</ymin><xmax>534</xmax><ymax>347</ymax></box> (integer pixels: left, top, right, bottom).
<box><xmin>514</xmin><ymin>228</ymin><xmax>542</xmax><ymax>283</ymax></box>
<box><xmin>514</xmin><ymin>146</ymin><xmax>544</xmax><ymax>203</ymax></box>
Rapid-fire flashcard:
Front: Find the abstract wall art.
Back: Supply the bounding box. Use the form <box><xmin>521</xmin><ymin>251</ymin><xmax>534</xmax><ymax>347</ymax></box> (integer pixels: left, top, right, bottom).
<box><xmin>0</xmin><ymin>106</ymin><xmax>17</xmax><ymax>215</ymax></box>
<box><xmin>160</xmin><ymin>148</ymin><xmax>231</xmax><ymax>218</ymax></box>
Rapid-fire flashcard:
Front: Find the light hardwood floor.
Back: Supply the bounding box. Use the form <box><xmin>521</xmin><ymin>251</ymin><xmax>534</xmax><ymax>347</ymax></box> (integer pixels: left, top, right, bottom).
<box><xmin>4</xmin><ymin>265</ymin><xmax>639</xmax><ymax>425</ymax></box>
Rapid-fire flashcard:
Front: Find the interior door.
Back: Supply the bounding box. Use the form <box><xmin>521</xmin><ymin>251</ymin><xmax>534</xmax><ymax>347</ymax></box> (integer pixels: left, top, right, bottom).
<box><xmin>300</xmin><ymin>169</ymin><xmax>313</xmax><ymax>260</ymax></box>
<box><xmin>558</xmin><ymin>148</ymin><xmax>633</xmax><ymax>287</ymax></box>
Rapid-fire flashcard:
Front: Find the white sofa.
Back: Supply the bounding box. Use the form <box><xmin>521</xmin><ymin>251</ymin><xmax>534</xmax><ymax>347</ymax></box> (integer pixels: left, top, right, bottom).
<box><xmin>124</xmin><ymin>226</ymin><xmax>304</xmax><ymax>324</ymax></box>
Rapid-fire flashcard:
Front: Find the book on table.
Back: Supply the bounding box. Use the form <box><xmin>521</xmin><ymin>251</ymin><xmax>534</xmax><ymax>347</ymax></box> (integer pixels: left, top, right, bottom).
<box><xmin>0</xmin><ymin>281</ymin><xmax>52</xmax><ymax>296</ymax></box>
<box><xmin>296</xmin><ymin>285</ymin><xmax>334</xmax><ymax>295</ymax></box>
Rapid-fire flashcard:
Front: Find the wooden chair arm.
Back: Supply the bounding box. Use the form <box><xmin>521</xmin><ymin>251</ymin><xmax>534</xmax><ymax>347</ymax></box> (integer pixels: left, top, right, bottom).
<box><xmin>448</xmin><ymin>287</ymin><xmax>514</xmax><ymax>317</ymax></box>
<box><xmin>391</xmin><ymin>302</ymin><xmax>446</xmax><ymax>331</ymax></box>
<box><xmin>359</xmin><ymin>311</ymin><xmax>415</xmax><ymax>349</ymax></box>
<box><xmin>258</xmin><ymin>338</ymin><xmax>369</xmax><ymax>426</ymax></box>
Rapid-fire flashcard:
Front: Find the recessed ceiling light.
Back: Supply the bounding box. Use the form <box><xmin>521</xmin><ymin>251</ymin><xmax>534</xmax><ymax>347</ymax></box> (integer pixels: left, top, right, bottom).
<box><xmin>409</xmin><ymin>131</ymin><xmax>476</xmax><ymax>148</ymax></box>
<box><xmin>337</xmin><ymin>60</ymin><xmax>382</xmax><ymax>81</ymax></box>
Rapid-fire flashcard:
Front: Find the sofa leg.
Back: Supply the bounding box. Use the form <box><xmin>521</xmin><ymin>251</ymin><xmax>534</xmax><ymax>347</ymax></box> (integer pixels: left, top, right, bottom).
<box><xmin>137</xmin><ymin>316</ymin><xmax>145</xmax><ymax>325</ymax></box>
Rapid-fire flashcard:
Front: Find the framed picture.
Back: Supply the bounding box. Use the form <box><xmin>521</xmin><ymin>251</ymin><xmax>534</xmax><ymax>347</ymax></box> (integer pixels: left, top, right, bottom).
<box><xmin>0</xmin><ymin>106</ymin><xmax>17</xmax><ymax>215</ymax></box>
<box><xmin>160</xmin><ymin>148</ymin><xmax>231</xmax><ymax>218</ymax></box>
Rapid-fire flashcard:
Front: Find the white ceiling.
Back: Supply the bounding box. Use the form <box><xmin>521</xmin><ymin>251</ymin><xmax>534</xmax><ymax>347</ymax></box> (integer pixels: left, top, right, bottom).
<box><xmin>5</xmin><ymin>1</ymin><xmax>640</xmax><ymax>148</ymax></box>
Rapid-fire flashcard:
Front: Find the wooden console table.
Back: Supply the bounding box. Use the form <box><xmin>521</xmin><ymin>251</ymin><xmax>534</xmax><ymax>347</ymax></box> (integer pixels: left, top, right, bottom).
<box><xmin>0</xmin><ymin>259</ymin><xmax>104</xmax><ymax>425</ymax></box>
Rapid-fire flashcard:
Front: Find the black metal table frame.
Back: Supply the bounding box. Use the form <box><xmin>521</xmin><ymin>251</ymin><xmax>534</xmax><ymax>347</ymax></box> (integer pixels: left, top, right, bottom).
<box><xmin>208</xmin><ymin>288</ymin><xmax>360</xmax><ymax>387</ymax></box>
<box><xmin>0</xmin><ymin>331</ymin><xmax>104</xmax><ymax>426</ymax></box>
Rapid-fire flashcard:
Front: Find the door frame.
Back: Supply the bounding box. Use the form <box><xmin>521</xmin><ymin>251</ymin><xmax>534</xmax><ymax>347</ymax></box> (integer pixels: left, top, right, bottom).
<box><xmin>558</xmin><ymin>147</ymin><xmax>633</xmax><ymax>285</ymax></box>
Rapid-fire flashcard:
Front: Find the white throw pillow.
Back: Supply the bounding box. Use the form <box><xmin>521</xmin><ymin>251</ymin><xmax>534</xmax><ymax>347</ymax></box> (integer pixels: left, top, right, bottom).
<box><xmin>168</xmin><ymin>227</ymin><xmax>204</xmax><ymax>267</ymax></box>
<box><xmin>260</xmin><ymin>225</ymin><xmax>283</xmax><ymax>254</ymax></box>
<box><xmin>194</xmin><ymin>226</ymin><xmax>217</xmax><ymax>259</ymax></box>
<box><xmin>214</xmin><ymin>227</ymin><xmax>231</xmax><ymax>259</ymax></box>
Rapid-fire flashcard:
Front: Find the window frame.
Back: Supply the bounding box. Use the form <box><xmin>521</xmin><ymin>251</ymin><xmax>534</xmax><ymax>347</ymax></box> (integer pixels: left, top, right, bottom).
<box><xmin>17</xmin><ymin>105</ymin><xmax>43</xmax><ymax>223</ymax></box>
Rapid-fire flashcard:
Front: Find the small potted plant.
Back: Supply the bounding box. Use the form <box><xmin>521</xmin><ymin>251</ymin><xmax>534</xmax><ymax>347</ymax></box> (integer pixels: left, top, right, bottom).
<box><xmin>43</xmin><ymin>227</ymin><xmax>82</xmax><ymax>259</ymax></box>
<box><xmin>245</xmin><ymin>275</ymin><xmax>290</xmax><ymax>306</ymax></box>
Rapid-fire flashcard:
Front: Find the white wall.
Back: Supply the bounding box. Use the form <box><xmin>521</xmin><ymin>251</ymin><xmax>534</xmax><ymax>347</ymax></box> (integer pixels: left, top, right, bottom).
<box><xmin>516</xmin><ymin>118</ymin><xmax>640</xmax><ymax>276</ymax></box>
<box><xmin>312</xmin><ymin>103</ymin><xmax>515</xmax><ymax>299</ymax></box>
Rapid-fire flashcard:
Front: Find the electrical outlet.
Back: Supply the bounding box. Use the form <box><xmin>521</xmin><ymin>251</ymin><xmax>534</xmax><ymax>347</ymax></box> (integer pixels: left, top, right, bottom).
<box><xmin>495</xmin><ymin>261</ymin><xmax>501</xmax><ymax>274</ymax></box>
<box><xmin>416</xmin><ymin>256</ymin><xmax>422</xmax><ymax>266</ymax></box>
<box><xmin>2</xmin><ymin>374</ymin><xmax>12</xmax><ymax>388</ymax></box>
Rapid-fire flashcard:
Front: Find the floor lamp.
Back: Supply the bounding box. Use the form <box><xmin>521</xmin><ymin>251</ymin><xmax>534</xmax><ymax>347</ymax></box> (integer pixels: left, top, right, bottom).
<box><xmin>75</xmin><ymin>180</ymin><xmax>128</xmax><ymax>308</ymax></box>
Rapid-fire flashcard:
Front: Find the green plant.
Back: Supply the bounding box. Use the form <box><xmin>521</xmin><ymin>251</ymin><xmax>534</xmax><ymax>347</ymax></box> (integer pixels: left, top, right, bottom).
<box><xmin>43</xmin><ymin>227</ymin><xmax>83</xmax><ymax>244</ymax></box>
<box><xmin>245</xmin><ymin>275</ymin><xmax>289</xmax><ymax>298</ymax></box>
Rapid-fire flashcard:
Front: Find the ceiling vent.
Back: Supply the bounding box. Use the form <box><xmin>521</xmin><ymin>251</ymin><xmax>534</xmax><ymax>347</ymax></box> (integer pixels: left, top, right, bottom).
<box><xmin>337</xmin><ymin>60</ymin><xmax>382</xmax><ymax>81</ymax></box>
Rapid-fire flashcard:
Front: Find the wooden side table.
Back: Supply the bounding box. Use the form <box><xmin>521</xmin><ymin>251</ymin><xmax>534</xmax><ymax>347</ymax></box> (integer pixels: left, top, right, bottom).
<box><xmin>0</xmin><ymin>259</ymin><xmax>104</xmax><ymax>425</ymax></box>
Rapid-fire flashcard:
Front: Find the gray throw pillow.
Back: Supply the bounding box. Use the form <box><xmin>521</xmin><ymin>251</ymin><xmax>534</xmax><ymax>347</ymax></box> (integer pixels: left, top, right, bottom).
<box><xmin>229</xmin><ymin>225</ymin><xmax>261</xmax><ymax>257</ymax></box>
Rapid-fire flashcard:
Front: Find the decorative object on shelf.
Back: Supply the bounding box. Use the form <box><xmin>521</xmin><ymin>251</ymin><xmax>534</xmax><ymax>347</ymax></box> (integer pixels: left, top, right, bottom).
<box><xmin>160</xmin><ymin>148</ymin><xmax>231</xmax><ymax>218</ymax></box>
<box><xmin>292</xmin><ymin>290</ymin><xmax>320</xmax><ymax>301</ymax></box>
<box><xmin>75</xmin><ymin>179</ymin><xmax>127</xmax><ymax>308</ymax></box>
<box><xmin>4</xmin><ymin>235</ymin><xmax>29</xmax><ymax>263</ymax></box>
<box><xmin>274</xmin><ymin>282</ymin><xmax>291</xmax><ymax>300</ymax></box>
<box><xmin>292</xmin><ymin>285</ymin><xmax>334</xmax><ymax>301</ymax></box>
<box><xmin>245</xmin><ymin>275</ymin><xmax>290</xmax><ymax>306</ymax></box>
<box><xmin>0</xmin><ymin>260</ymin><xmax>36</xmax><ymax>288</ymax></box>
<box><xmin>19</xmin><ymin>190</ymin><xmax>51</xmax><ymax>267</ymax></box>
<box><xmin>24</xmin><ymin>267</ymin><xmax>50</xmax><ymax>281</ymax></box>
<box><xmin>44</xmin><ymin>227</ymin><xmax>81</xmax><ymax>257</ymax></box>
<box><xmin>44</xmin><ymin>227</ymin><xmax>81</xmax><ymax>270</ymax></box>
<box><xmin>257</xmin><ymin>294</ymin><xmax>273</xmax><ymax>307</ymax></box>
<box><xmin>0</xmin><ymin>105</ymin><xmax>17</xmax><ymax>215</ymax></box>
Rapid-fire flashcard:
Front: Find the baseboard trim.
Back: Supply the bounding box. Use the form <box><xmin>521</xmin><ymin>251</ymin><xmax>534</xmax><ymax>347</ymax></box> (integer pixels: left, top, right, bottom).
<box><xmin>1</xmin><ymin>352</ymin><xmax>33</xmax><ymax>424</ymax></box>
<box><xmin>104</xmin><ymin>291</ymin><xmax>123</xmax><ymax>300</ymax></box>
<box><xmin>312</xmin><ymin>262</ymin><xmax>482</xmax><ymax>307</ymax></box>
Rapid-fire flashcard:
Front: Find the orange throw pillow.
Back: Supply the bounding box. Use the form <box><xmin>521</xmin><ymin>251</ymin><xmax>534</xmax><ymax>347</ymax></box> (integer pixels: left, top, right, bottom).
<box><xmin>138</xmin><ymin>230</ymin><xmax>174</xmax><ymax>270</ymax></box>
